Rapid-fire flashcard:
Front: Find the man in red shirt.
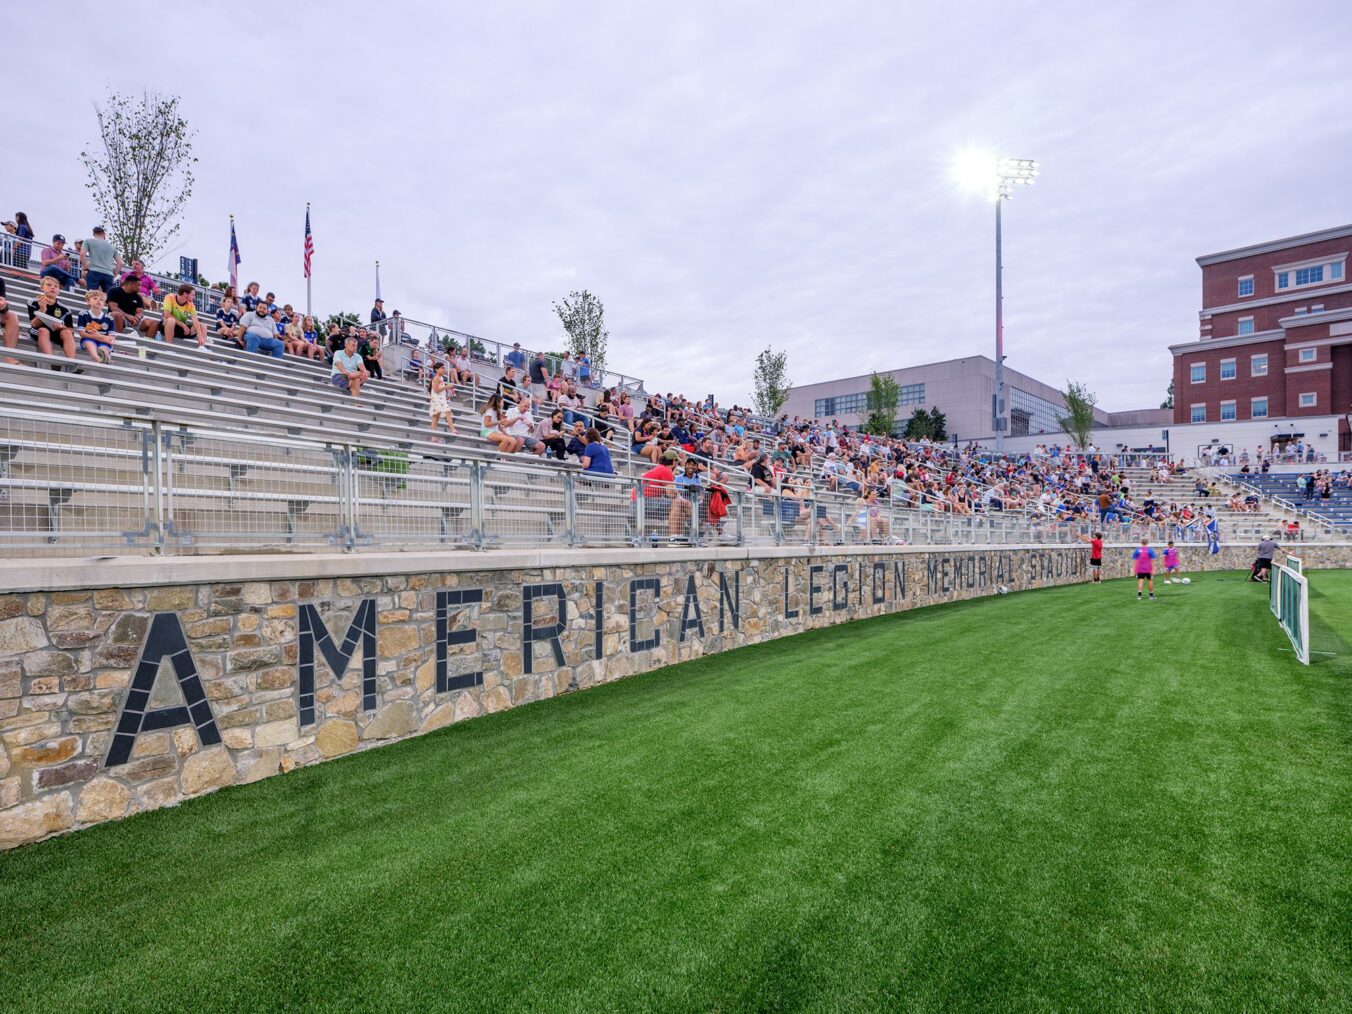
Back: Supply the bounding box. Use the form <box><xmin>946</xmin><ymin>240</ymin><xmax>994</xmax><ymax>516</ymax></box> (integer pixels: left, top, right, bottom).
<box><xmin>1077</xmin><ymin>530</ymin><xmax>1104</xmax><ymax>583</ymax></box>
<box><xmin>638</xmin><ymin>461</ymin><xmax>676</xmax><ymax>542</ymax></box>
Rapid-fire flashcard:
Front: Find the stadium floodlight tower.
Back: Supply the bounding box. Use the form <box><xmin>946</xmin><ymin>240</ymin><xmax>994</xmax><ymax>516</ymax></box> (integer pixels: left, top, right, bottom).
<box><xmin>953</xmin><ymin>151</ymin><xmax>1039</xmax><ymax>455</ymax></box>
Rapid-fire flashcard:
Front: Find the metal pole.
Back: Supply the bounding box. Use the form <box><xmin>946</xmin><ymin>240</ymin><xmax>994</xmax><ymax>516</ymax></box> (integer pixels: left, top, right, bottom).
<box><xmin>994</xmin><ymin>196</ymin><xmax>1005</xmax><ymax>457</ymax></box>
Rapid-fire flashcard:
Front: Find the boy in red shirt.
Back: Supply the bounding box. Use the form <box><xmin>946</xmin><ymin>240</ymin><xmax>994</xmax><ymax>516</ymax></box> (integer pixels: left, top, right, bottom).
<box><xmin>1076</xmin><ymin>530</ymin><xmax>1104</xmax><ymax>583</ymax></box>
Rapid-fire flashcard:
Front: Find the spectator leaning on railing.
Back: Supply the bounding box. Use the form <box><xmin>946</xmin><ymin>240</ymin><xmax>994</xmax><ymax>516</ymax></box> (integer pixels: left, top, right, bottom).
<box><xmin>80</xmin><ymin>226</ymin><xmax>123</xmax><ymax>293</ymax></box>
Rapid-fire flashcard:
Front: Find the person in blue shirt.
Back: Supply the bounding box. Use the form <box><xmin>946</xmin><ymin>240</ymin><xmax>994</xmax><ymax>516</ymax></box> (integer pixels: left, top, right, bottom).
<box><xmin>504</xmin><ymin>342</ymin><xmax>526</xmax><ymax>372</ymax></box>
<box><xmin>216</xmin><ymin>297</ymin><xmax>243</xmax><ymax>348</ymax></box>
<box><xmin>580</xmin><ymin>427</ymin><xmax>613</xmax><ymax>474</ymax></box>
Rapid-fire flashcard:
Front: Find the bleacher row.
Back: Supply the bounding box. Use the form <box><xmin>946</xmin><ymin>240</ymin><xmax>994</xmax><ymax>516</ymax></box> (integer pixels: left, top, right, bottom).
<box><xmin>1225</xmin><ymin>473</ymin><xmax>1352</xmax><ymax>529</ymax></box>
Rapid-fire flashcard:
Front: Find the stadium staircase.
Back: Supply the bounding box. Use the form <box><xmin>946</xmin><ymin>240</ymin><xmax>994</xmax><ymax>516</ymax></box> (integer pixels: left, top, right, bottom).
<box><xmin>1222</xmin><ymin>472</ymin><xmax>1352</xmax><ymax>530</ymax></box>
<box><xmin>1116</xmin><ymin>466</ymin><xmax>1301</xmax><ymax>542</ymax></box>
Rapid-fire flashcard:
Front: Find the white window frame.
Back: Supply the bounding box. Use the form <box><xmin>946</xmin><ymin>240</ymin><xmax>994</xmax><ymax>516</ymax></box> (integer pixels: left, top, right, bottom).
<box><xmin>1219</xmin><ymin>357</ymin><xmax>1237</xmax><ymax>380</ymax></box>
<box><xmin>1299</xmin><ymin>347</ymin><xmax>1317</xmax><ymax>363</ymax></box>
<box><xmin>1219</xmin><ymin>400</ymin><xmax>1237</xmax><ymax>421</ymax></box>
<box><xmin>1251</xmin><ymin>397</ymin><xmax>1269</xmax><ymax>419</ymax></box>
<box><xmin>1236</xmin><ymin>316</ymin><xmax>1255</xmax><ymax>335</ymax></box>
<box><xmin>1237</xmin><ymin>275</ymin><xmax>1254</xmax><ymax>297</ymax></box>
<box><xmin>1311</xmin><ymin>303</ymin><xmax>1325</xmax><ymax>313</ymax></box>
<box><xmin>1298</xmin><ymin>392</ymin><xmax>1317</xmax><ymax>408</ymax></box>
<box><xmin>1190</xmin><ymin>403</ymin><xmax>1206</xmax><ymax>423</ymax></box>
<box><xmin>1272</xmin><ymin>253</ymin><xmax>1349</xmax><ymax>292</ymax></box>
<box><xmin>1190</xmin><ymin>363</ymin><xmax>1206</xmax><ymax>384</ymax></box>
<box><xmin>1250</xmin><ymin>353</ymin><xmax>1268</xmax><ymax>377</ymax></box>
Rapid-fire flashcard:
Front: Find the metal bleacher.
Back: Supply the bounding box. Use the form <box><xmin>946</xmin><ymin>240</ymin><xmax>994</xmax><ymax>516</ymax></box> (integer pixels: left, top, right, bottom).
<box><xmin>1225</xmin><ymin>472</ymin><xmax>1352</xmax><ymax>530</ymax></box>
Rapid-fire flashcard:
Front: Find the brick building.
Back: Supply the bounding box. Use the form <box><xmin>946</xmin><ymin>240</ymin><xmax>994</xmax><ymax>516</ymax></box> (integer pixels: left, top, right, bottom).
<box><xmin>1170</xmin><ymin>224</ymin><xmax>1352</xmax><ymax>452</ymax></box>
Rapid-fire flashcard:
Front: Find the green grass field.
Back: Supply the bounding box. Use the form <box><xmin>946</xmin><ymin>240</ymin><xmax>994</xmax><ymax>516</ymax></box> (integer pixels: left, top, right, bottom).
<box><xmin>2</xmin><ymin>570</ymin><xmax>1349</xmax><ymax>1011</ymax></box>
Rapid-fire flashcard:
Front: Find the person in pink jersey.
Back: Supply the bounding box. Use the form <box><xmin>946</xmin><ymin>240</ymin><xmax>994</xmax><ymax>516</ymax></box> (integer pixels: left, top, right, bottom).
<box><xmin>1132</xmin><ymin>538</ymin><xmax>1158</xmax><ymax>601</ymax></box>
<box><xmin>1162</xmin><ymin>540</ymin><xmax>1182</xmax><ymax>580</ymax></box>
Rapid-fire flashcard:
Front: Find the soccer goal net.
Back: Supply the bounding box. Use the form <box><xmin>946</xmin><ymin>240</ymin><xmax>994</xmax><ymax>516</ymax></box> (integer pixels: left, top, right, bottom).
<box><xmin>1269</xmin><ymin>554</ymin><xmax>1309</xmax><ymax>665</ymax></box>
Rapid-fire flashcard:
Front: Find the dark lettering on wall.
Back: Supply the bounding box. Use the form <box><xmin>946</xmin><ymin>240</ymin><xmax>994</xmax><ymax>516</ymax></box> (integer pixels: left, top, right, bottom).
<box><xmin>298</xmin><ymin>599</ymin><xmax>377</xmax><ymax>727</ymax></box>
<box><xmin>522</xmin><ymin>583</ymin><xmax>567</xmax><ymax>674</ymax></box>
<box><xmin>106</xmin><ymin>613</ymin><xmax>221</xmax><ymax>767</ymax></box>
<box><xmin>630</xmin><ymin>577</ymin><xmax>661</xmax><ymax>652</ymax></box>
<box><xmin>679</xmin><ymin>574</ymin><xmax>705</xmax><ymax>642</ymax></box>
<box><xmin>436</xmin><ymin>589</ymin><xmax>484</xmax><ymax>694</ymax></box>
<box><xmin>808</xmin><ymin>565</ymin><xmax>824</xmax><ymax>616</ymax></box>
<box><xmin>927</xmin><ymin>557</ymin><xmax>940</xmax><ymax>595</ymax></box>
<box><xmin>784</xmin><ymin>568</ymin><xmax>799</xmax><ymax>620</ymax></box>
<box><xmin>941</xmin><ymin>557</ymin><xmax>952</xmax><ymax>594</ymax></box>
<box><xmin>858</xmin><ymin>561</ymin><xmax>865</xmax><ymax>606</ymax></box>
<box><xmin>832</xmin><ymin>564</ymin><xmax>850</xmax><ymax>611</ymax></box>
<box><xmin>872</xmin><ymin>561</ymin><xmax>887</xmax><ymax>604</ymax></box>
<box><xmin>593</xmin><ymin>581</ymin><xmax>603</xmax><ymax>660</ymax></box>
<box><xmin>719</xmin><ymin>570</ymin><xmax>740</xmax><ymax>632</ymax></box>
<box><xmin>894</xmin><ymin>561</ymin><xmax>906</xmax><ymax>599</ymax></box>
<box><xmin>978</xmin><ymin>555</ymin><xmax>988</xmax><ymax>586</ymax></box>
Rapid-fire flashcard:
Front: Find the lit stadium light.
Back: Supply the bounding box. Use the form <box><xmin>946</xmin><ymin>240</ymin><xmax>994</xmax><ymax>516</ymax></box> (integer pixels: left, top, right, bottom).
<box><xmin>952</xmin><ymin>149</ymin><xmax>1040</xmax><ymax>201</ymax></box>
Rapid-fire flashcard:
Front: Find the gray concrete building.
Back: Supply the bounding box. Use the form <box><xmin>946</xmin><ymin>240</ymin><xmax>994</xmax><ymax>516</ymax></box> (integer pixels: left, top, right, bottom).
<box><xmin>781</xmin><ymin>356</ymin><xmax>1161</xmax><ymax>440</ymax></box>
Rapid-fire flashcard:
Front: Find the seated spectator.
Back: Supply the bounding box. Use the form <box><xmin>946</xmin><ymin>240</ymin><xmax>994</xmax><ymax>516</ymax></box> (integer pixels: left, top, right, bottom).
<box><xmin>24</xmin><ymin>275</ymin><xmax>77</xmax><ymax>366</ymax></box>
<box><xmin>505</xmin><ymin>394</ymin><xmax>545</xmax><ymax>455</ymax></box>
<box><xmin>325</xmin><ymin>322</ymin><xmax>345</xmax><ymax>360</ymax></box>
<box><xmin>565</xmin><ymin>420</ymin><xmax>589</xmax><ymax>460</ymax></box>
<box><xmin>216</xmin><ymin>296</ymin><xmax>244</xmax><ymax>348</ymax></box>
<box><xmin>39</xmin><ymin>235</ymin><xmax>79</xmax><ymax>291</ymax></box>
<box><xmin>75</xmin><ymin>288</ymin><xmax>117</xmax><ymax>364</ymax></box>
<box><xmin>580</xmin><ymin>426</ymin><xmax>614</xmax><ymax>474</ymax></box>
<box><xmin>631</xmin><ymin>418</ymin><xmax>662</xmax><ymax>464</ymax></box>
<box><xmin>240</xmin><ymin>281</ymin><xmax>262</xmax><ymax>312</ymax></box>
<box><xmin>449</xmin><ymin>345</ymin><xmax>474</xmax><ymax>386</ymax></box>
<box><xmin>80</xmin><ymin>226</ymin><xmax>122</xmax><ymax>293</ymax></box>
<box><xmin>297</xmin><ymin>316</ymin><xmax>324</xmax><ymax>361</ymax></box>
<box><xmin>495</xmin><ymin>364</ymin><xmax>523</xmax><ymax>400</ymax></box>
<box><xmin>750</xmin><ymin>453</ymin><xmax>776</xmax><ymax>493</ymax></box>
<box><xmin>0</xmin><ymin>278</ymin><xmax>21</xmax><ymax>366</ymax></box>
<box><xmin>357</xmin><ymin>329</ymin><xmax>384</xmax><ymax>379</ymax></box>
<box><xmin>535</xmin><ymin>408</ymin><xmax>569</xmax><ymax>460</ymax></box>
<box><xmin>160</xmin><ymin>285</ymin><xmax>208</xmax><ymax>346</ymax></box>
<box><xmin>480</xmin><ymin>392</ymin><xmax>522</xmax><ymax>453</ymax></box>
<box><xmin>670</xmin><ymin>457</ymin><xmax>704</xmax><ymax>537</ymax></box>
<box><xmin>106</xmin><ymin>275</ymin><xmax>155</xmax><ymax>338</ymax></box>
<box><xmin>330</xmin><ymin>335</ymin><xmax>368</xmax><ymax>397</ymax></box>
<box><xmin>240</xmin><ymin>301</ymin><xmax>285</xmax><ymax>358</ymax></box>
<box><xmin>637</xmin><ymin>457</ymin><xmax>676</xmax><ymax>532</ymax></box>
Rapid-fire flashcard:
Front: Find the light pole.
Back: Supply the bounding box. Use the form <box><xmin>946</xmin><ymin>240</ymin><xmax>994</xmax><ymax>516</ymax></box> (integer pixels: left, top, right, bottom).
<box><xmin>954</xmin><ymin>151</ymin><xmax>1038</xmax><ymax>456</ymax></box>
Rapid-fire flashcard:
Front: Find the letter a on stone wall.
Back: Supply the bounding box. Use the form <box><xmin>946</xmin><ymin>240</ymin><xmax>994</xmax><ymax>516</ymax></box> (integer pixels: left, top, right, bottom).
<box><xmin>298</xmin><ymin>599</ymin><xmax>377</xmax><ymax>727</ymax></box>
<box><xmin>522</xmin><ymin>583</ymin><xmax>567</xmax><ymax>674</ymax></box>
<box><xmin>679</xmin><ymin>574</ymin><xmax>704</xmax><ymax>642</ymax></box>
<box><xmin>106</xmin><ymin>613</ymin><xmax>222</xmax><ymax>767</ymax></box>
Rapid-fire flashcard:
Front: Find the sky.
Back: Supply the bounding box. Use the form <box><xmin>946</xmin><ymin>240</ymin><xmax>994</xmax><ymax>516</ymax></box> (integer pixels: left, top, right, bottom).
<box><xmin>8</xmin><ymin>1</ymin><xmax>1352</xmax><ymax>411</ymax></box>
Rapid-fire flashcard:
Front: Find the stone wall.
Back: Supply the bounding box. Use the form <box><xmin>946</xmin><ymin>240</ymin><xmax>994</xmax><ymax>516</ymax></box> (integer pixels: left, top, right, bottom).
<box><xmin>2</xmin><ymin>543</ymin><xmax>1348</xmax><ymax>849</ymax></box>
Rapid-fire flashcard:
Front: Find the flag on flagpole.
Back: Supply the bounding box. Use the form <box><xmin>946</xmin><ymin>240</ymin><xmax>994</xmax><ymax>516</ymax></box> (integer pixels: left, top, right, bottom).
<box><xmin>375</xmin><ymin>260</ymin><xmax>381</xmax><ymax>302</ymax></box>
<box><xmin>228</xmin><ymin>217</ymin><xmax>241</xmax><ymax>290</ymax></box>
<box><xmin>303</xmin><ymin>206</ymin><xmax>314</xmax><ymax>279</ymax></box>
<box><xmin>1205</xmin><ymin>515</ymin><xmax>1221</xmax><ymax>555</ymax></box>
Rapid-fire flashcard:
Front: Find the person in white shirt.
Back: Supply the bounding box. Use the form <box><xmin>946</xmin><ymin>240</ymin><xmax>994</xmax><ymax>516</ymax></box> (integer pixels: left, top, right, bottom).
<box><xmin>504</xmin><ymin>394</ymin><xmax>545</xmax><ymax>455</ymax></box>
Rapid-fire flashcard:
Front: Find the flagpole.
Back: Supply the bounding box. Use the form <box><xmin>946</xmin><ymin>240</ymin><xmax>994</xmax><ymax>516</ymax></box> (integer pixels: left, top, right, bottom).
<box><xmin>305</xmin><ymin>203</ymin><xmax>312</xmax><ymax>319</ymax></box>
<box><xmin>228</xmin><ymin>214</ymin><xmax>238</xmax><ymax>292</ymax></box>
<box><xmin>375</xmin><ymin>260</ymin><xmax>381</xmax><ymax>302</ymax></box>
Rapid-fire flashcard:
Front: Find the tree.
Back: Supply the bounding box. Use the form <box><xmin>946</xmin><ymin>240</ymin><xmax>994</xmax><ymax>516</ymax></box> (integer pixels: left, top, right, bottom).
<box><xmin>1160</xmin><ymin>379</ymin><xmax>1174</xmax><ymax>410</ymax></box>
<box><xmin>903</xmin><ymin>407</ymin><xmax>933</xmax><ymax>440</ymax></box>
<box><xmin>928</xmin><ymin>406</ymin><xmax>948</xmax><ymax>442</ymax></box>
<box><xmin>553</xmin><ymin>290</ymin><xmax>608</xmax><ymax>377</ymax></box>
<box><xmin>1057</xmin><ymin>380</ymin><xmax>1098</xmax><ymax>450</ymax></box>
<box><xmin>325</xmin><ymin>311</ymin><xmax>360</xmax><ymax>330</ymax></box>
<box><xmin>79</xmin><ymin>91</ymin><xmax>196</xmax><ymax>265</ymax></box>
<box><xmin>752</xmin><ymin>347</ymin><xmax>792</xmax><ymax>417</ymax></box>
<box><xmin>863</xmin><ymin>372</ymin><xmax>901</xmax><ymax>436</ymax></box>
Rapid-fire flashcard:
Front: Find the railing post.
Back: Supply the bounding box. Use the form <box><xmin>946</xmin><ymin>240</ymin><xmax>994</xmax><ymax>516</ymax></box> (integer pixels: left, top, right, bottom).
<box><xmin>564</xmin><ymin>471</ymin><xmax>578</xmax><ymax>547</ymax></box>
<box><xmin>468</xmin><ymin>459</ymin><xmax>485</xmax><ymax>549</ymax></box>
<box><xmin>773</xmin><ymin>494</ymin><xmax>784</xmax><ymax>546</ymax></box>
<box><xmin>735</xmin><ymin>491</ymin><xmax>745</xmax><ymax>546</ymax></box>
<box><xmin>636</xmin><ymin>481</ymin><xmax>647</xmax><ymax>545</ymax></box>
<box><xmin>147</xmin><ymin>422</ymin><xmax>166</xmax><ymax>551</ymax></box>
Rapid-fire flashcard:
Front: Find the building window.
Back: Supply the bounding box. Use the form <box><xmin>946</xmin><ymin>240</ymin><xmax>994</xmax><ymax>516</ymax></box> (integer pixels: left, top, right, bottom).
<box><xmin>1237</xmin><ymin>317</ymin><xmax>1254</xmax><ymax>335</ymax></box>
<box><xmin>1295</xmin><ymin>265</ymin><xmax>1324</xmax><ymax>286</ymax></box>
<box><xmin>1294</xmin><ymin>307</ymin><xmax>1308</xmax><ymax>316</ymax></box>
<box><xmin>1299</xmin><ymin>348</ymin><xmax>1317</xmax><ymax>363</ymax></box>
<box><xmin>1219</xmin><ymin>400</ymin><xmax>1236</xmax><ymax>421</ymax></box>
<box><xmin>1277</xmin><ymin>271</ymin><xmax>1289</xmax><ymax>289</ymax></box>
<box><xmin>1251</xmin><ymin>397</ymin><xmax>1268</xmax><ymax>419</ymax></box>
<box><xmin>1333</xmin><ymin>261</ymin><xmax>1345</xmax><ymax>280</ymax></box>
<box><xmin>1219</xmin><ymin>358</ymin><xmax>1237</xmax><ymax>380</ymax></box>
<box><xmin>1190</xmin><ymin>363</ymin><xmax>1206</xmax><ymax>384</ymax></box>
<box><xmin>1190</xmin><ymin>404</ymin><xmax>1206</xmax><ymax>424</ymax></box>
<box><xmin>1276</xmin><ymin>258</ymin><xmax>1345</xmax><ymax>291</ymax></box>
<box><xmin>1251</xmin><ymin>353</ymin><xmax>1268</xmax><ymax>376</ymax></box>
<box><xmin>1311</xmin><ymin>304</ymin><xmax>1324</xmax><ymax>313</ymax></box>
<box><xmin>1299</xmin><ymin>392</ymin><xmax>1317</xmax><ymax>408</ymax></box>
<box><xmin>898</xmin><ymin>383</ymin><xmax>926</xmax><ymax>406</ymax></box>
<box><xmin>1009</xmin><ymin>387</ymin><xmax>1067</xmax><ymax>437</ymax></box>
<box><xmin>1237</xmin><ymin>276</ymin><xmax>1254</xmax><ymax>297</ymax></box>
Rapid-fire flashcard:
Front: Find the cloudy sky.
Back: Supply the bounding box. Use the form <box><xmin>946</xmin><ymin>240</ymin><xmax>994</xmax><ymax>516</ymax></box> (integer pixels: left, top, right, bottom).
<box><xmin>9</xmin><ymin>1</ymin><xmax>1352</xmax><ymax>410</ymax></box>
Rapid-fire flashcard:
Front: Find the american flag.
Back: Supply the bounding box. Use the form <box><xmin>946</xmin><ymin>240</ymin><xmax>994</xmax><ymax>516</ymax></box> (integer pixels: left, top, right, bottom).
<box><xmin>228</xmin><ymin>219</ymin><xmax>240</xmax><ymax>290</ymax></box>
<box><xmin>303</xmin><ymin>206</ymin><xmax>314</xmax><ymax>279</ymax></box>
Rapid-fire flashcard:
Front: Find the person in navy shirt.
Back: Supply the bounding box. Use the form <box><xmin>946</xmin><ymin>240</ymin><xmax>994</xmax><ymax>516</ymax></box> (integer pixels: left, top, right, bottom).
<box><xmin>216</xmin><ymin>296</ymin><xmax>243</xmax><ymax>348</ymax></box>
<box><xmin>75</xmin><ymin>289</ymin><xmax>117</xmax><ymax>364</ymax></box>
<box><xmin>240</xmin><ymin>282</ymin><xmax>261</xmax><ymax>312</ymax></box>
